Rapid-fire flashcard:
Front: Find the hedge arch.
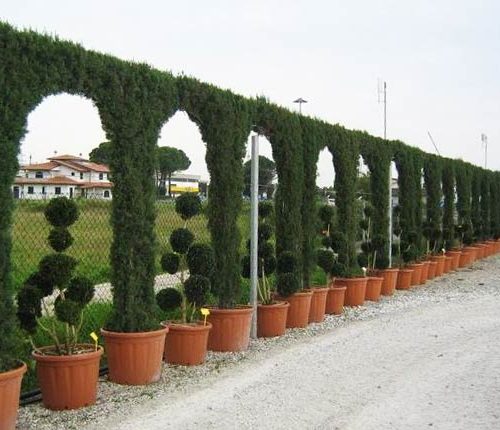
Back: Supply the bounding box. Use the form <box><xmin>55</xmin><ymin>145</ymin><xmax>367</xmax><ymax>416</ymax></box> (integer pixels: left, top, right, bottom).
<box><xmin>1</xmin><ymin>21</ymin><xmax>500</xmax><ymax>350</ymax></box>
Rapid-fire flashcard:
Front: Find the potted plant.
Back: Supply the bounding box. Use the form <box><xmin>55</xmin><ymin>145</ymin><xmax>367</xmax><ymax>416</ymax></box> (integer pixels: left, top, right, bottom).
<box><xmin>16</xmin><ymin>197</ymin><xmax>101</xmax><ymax>410</ymax></box>
<box><xmin>455</xmin><ymin>223</ymin><xmax>474</xmax><ymax>267</ymax></box>
<box><xmin>357</xmin><ymin>205</ymin><xmax>384</xmax><ymax>302</ymax></box>
<box><xmin>156</xmin><ymin>193</ymin><xmax>214</xmax><ymax>365</ymax></box>
<box><xmin>392</xmin><ymin>224</ymin><xmax>415</xmax><ymax>290</ymax></box>
<box><xmin>241</xmin><ymin>202</ymin><xmax>289</xmax><ymax>337</ymax></box>
<box><xmin>0</xmin><ymin>249</ymin><xmax>26</xmax><ymax>428</ymax></box>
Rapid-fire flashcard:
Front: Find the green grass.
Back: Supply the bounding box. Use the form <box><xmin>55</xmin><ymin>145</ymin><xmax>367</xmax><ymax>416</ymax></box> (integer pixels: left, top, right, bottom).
<box><xmin>11</xmin><ymin>199</ymin><xmax>251</xmax><ymax>291</ymax></box>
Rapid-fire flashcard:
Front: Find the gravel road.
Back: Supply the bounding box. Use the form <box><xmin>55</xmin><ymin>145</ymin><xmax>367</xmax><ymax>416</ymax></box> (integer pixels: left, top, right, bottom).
<box><xmin>19</xmin><ymin>256</ymin><xmax>500</xmax><ymax>430</ymax></box>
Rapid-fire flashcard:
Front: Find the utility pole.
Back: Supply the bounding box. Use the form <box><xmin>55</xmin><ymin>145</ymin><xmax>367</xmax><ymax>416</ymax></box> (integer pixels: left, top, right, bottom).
<box><xmin>379</xmin><ymin>80</ymin><xmax>392</xmax><ymax>267</ymax></box>
<box><xmin>249</xmin><ymin>134</ymin><xmax>259</xmax><ymax>338</ymax></box>
<box><xmin>293</xmin><ymin>97</ymin><xmax>307</xmax><ymax>114</ymax></box>
<box><xmin>481</xmin><ymin>134</ymin><xmax>488</xmax><ymax>168</ymax></box>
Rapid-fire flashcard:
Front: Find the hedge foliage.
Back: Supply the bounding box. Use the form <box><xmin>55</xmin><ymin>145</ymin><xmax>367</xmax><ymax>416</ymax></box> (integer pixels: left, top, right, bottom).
<box><xmin>0</xmin><ymin>21</ymin><xmax>499</xmax><ymax>352</ymax></box>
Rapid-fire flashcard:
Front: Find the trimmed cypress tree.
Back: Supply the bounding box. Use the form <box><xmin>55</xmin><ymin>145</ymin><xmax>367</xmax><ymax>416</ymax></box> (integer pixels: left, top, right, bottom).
<box><xmin>423</xmin><ymin>156</ymin><xmax>443</xmax><ymax>254</ymax></box>
<box><xmin>442</xmin><ymin>160</ymin><xmax>456</xmax><ymax>249</ymax></box>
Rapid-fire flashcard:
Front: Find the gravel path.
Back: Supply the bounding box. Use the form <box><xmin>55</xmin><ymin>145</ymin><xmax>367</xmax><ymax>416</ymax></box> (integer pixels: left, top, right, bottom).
<box><xmin>18</xmin><ymin>256</ymin><xmax>500</xmax><ymax>430</ymax></box>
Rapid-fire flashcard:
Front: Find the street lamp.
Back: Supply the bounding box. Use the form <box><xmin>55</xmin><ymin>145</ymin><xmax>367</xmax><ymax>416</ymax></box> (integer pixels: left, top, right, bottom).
<box><xmin>293</xmin><ymin>97</ymin><xmax>307</xmax><ymax>114</ymax></box>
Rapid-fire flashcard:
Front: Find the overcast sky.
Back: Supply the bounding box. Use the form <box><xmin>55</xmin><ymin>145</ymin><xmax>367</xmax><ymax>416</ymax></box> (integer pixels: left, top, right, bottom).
<box><xmin>2</xmin><ymin>0</ymin><xmax>499</xmax><ymax>185</ymax></box>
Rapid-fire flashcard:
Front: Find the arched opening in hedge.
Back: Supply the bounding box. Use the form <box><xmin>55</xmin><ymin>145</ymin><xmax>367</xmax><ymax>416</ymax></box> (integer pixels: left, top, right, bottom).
<box><xmin>12</xmin><ymin>93</ymin><xmax>111</xmax><ymax>292</ymax></box>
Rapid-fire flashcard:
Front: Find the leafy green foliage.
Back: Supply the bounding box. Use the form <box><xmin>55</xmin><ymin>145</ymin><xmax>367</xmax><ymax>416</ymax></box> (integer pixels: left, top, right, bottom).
<box><xmin>276</xmin><ymin>272</ymin><xmax>300</xmax><ymax>297</ymax></box>
<box><xmin>44</xmin><ymin>197</ymin><xmax>78</xmax><ymax>228</ymax></box>
<box><xmin>156</xmin><ymin>288</ymin><xmax>183</xmax><ymax>311</ymax></box>
<box><xmin>38</xmin><ymin>254</ymin><xmax>77</xmax><ymax>292</ymax></box>
<box><xmin>156</xmin><ymin>146</ymin><xmax>191</xmax><ymax>197</ymax></box>
<box><xmin>243</xmin><ymin>156</ymin><xmax>276</xmax><ymax>198</ymax></box>
<box><xmin>175</xmin><ymin>193</ymin><xmax>201</xmax><ymax>220</ymax></box>
<box><xmin>186</xmin><ymin>243</ymin><xmax>215</xmax><ymax>277</ymax></box>
<box><xmin>170</xmin><ymin>228</ymin><xmax>195</xmax><ymax>254</ymax></box>
<box><xmin>161</xmin><ymin>252</ymin><xmax>180</xmax><ymax>274</ymax></box>
<box><xmin>258</xmin><ymin>201</ymin><xmax>274</xmax><ymax>218</ymax></box>
<box><xmin>183</xmin><ymin>275</ymin><xmax>210</xmax><ymax>307</ymax></box>
<box><xmin>316</xmin><ymin>249</ymin><xmax>334</xmax><ymax>275</ymax></box>
<box><xmin>66</xmin><ymin>276</ymin><xmax>95</xmax><ymax>305</ymax></box>
<box><xmin>54</xmin><ymin>299</ymin><xmax>82</xmax><ymax>326</ymax></box>
<box><xmin>89</xmin><ymin>141</ymin><xmax>112</xmax><ymax>164</ymax></box>
<box><xmin>47</xmin><ymin>227</ymin><xmax>74</xmax><ymax>252</ymax></box>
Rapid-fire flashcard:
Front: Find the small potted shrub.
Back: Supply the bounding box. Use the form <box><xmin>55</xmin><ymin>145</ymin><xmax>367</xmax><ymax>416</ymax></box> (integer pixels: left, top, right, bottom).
<box><xmin>316</xmin><ymin>204</ymin><xmax>345</xmax><ymax>316</ymax></box>
<box><xmin>156</xmin><ymin>193</ymin><xmax>214</xmax><ymax>365</ymax></box>
<box><xmin>241</xmin><ymin>201</ymin><xmax>289</xmax><ymax>337</ymax></box>
<box><xmin>394</xmin><ymin>234</ymin><xmax>419</xmax><ymax>290</ymax></box>
<box><xmin>455</xmin><ymin>223</ymin><xmax>475</xmax><ymax>267</ymax></box>
<box><xmin>276</xmin><ymin>251</ymin><xmax>312</xmax><ymax>328</ymax></box>
<box><xmin>0</xmin><ymin>263</ymin><xmax>26</xmax><ymax>427</ymax></box>
<box><xmin>16</xmin><ymin>197</ymin><xmax>102</xmax><ymax>410</ymax></box>
<box><xmin>357</xmin><ymin>205</ymin><xmax>384</xmax><ymax>302</ymax></box>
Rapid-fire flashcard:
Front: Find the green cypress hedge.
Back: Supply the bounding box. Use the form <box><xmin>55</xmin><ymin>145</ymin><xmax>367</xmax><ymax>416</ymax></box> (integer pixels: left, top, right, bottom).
<box><xmin>423</xmin><ymin>155</ymin><xmax>443</xmax><ymax>254</ymax></box>
<box><xmin>441</xmin><ymin>160</ymin><xmax>455</xmax><ymax>248</ymax></box>
<box><xmin>0</xmin><ymin>21</ymin><xmax>499</xmax><ymax>354</ymax></box>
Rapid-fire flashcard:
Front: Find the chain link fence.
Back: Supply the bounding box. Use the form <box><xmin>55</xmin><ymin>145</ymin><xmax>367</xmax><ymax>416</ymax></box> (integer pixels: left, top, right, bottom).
<box><xmin>12</xmin><ymin>195</ymin><xmax>211</xmax><ymax>329</ymax></box>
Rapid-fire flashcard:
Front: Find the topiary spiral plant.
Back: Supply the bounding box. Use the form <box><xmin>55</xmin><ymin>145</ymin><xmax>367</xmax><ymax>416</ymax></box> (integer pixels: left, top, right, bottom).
<box><xmin>156</xmin><ymin>194</ymin><xmax>214</xmax><ymax>323</ymax></box>
<box><xmin>241</xmin><ymin>201</ymin><xmax>277</xmax><ymax>305</ymax></box>
<box><xmin>16</xmin><ymin>197</ymin><xmax>95</xmax><ymax>355</ymax></box>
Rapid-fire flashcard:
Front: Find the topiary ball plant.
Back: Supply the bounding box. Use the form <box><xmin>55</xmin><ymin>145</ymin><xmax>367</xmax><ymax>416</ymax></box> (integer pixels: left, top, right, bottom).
<box><xmin>156</xmin><ymin>194</ymin><xmax>214</xmax><ymax>323</ymax></box>
<box><xmin>276</xmin><ymin>251</ymin><xmax>301</xmax><ymax>297</ymax></box>
<box><xmin>16</xmin><ymin>197</ymin><xmax>95</xmax><ymax>355</ymax></box>
<box><xmin>241</xmin><ymin>201</ymin><xmax>276</xmax><ymax>304</ymax></box>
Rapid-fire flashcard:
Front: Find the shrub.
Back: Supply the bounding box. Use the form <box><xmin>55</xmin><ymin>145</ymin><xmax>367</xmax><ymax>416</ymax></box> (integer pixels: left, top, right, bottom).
<box><xmin>47</xmin><ymin>227</ymin><xmax>74</xmax><ymax>252</ymax></box>
<box><xmin>187</xmin><ymin>243</ymin><xmax>215</xmax><ymax>277</ymax></box>
<box><xmin>156</xmin><ymin>288</ymin><xmax>183</xmax><ymax>311</ymax></box>
<box><xmin>44</xmin><ymin>197</ymin><xmax>78</xmax><ymax>227</ymax></box>
<box><xmin>175</xmin><ymin>193</ymin><xmax>202</xmax><ymax>220</ymax></box>
<box><xmin>161</xmin><ymin>252</ymin><xmax>180</xmax><ymax>274</ymax></box>
<box><xmin>170</xmin><ymin>228</ymin><xmax>195</xmax><ymax>254</ymax></box>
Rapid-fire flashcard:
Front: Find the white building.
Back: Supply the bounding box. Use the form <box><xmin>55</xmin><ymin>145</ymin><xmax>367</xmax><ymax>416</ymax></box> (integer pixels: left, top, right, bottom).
<box><xmin>168</xmin><ymin>173</ymin><xmax>201</xmax><ymax>196</ymax></box>
<box><xmin>12</xmin><ymin>154</ymin><xmax>112</xmax><ymax>200</ymax></box>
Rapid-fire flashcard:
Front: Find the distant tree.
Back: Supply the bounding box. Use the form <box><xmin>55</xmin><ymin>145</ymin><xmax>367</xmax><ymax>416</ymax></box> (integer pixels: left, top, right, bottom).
<box><xmin>357</xmin><ymin>172</ymin><xmax>371</xmax><ymax>198</ymax></box>
<box><xmin>156</xmin><ymin>146</ymin><xmax>191</xmax><ymax>197</ymax></box>
<box><xmin>243</xmin><ymin>156</ymin><xmax>276</xmax><ymax>198</ymax></box>
<box><xmin>89</xmin><ymin>141</ymin><xmax>112</xmax><ymax>164</ymax></box>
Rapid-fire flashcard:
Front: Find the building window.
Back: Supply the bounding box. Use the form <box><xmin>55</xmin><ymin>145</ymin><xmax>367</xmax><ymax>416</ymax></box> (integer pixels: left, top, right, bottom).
<box><xmin>55</xmin><ymin>187</ymin><xmax>61</xmax><ymax>195</ymax></box>
<box><xmin>99</xmin><ymin>173</ymin><xmax>104</xmax><ymax>180</ymax></box>
<box><xmin>42</xmin><ymin>186</ymin><xmax>46</xmax><ymax>195</ymax></box>
<box><xmin>35</xmin><ymin>171</ymin><xmax>43</xmax><ymax>178</ymax></box>
<box><xmin>27</xmin><ymin>186</ymin><xmax>34</xmax><ymax>194</ymax></box>
<box><xmin>25</xmin><ymin>173</ymin><xmax>29</xmax><ymax>178</ymax></box>
<box><xmin>104</xmin><ymin>190</ymin><xmax>110</xmax><ymax>198</ymax></box>
<box><xmin>80</xmin><ymin>172</ymin><xmax>84</xmax><ymax>179</ymax></box>
<box><xmin>71</xmin><ymin>172</ymin><xmax>75</xmax><ymax>176</ymax></box>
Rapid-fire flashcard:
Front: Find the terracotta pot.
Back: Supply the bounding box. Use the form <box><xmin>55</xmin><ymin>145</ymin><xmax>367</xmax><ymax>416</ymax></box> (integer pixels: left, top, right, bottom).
<box><xmin>257</xmin><ymin>301</ymin><xmax>289</xmax><ymax>338</ymax></box>
<box><xmin>466</xmin><ymin>247</ymin><xmax>479</xmax><ymax>262</ymax></box>
<box><xmin>427</xmin><ymin>261</ymin><xmax>437</xmax><ymax>279</ymax></box>
<box><xmin>0</xmin><ymin>362</ymin><xmax>26</xmax><ymax>430</ymax></box>
<box><xmin>342</xmin><ymin>277</ymin><xmax>368</xmax><ymax>306</ymax></box>
<box><xmin>308</xmin><ymin>287</ymin><xmax>329</xmax><ymax>323</ymax></box>
<box><xmin>207</xmin><ymin>306</ymin><xmax>252</xmax><ymax>351</ymax></box>
<box><xmin>444</xmin><ymin>256</ymin><xmax>453</xmax><ymax>273</ymax></box>
<box><xmin>365</xmin><ymin>277</ymin><xmax>383</xmax><ymax>302</ymax></box>
<box><xmin>459</xmin><ymin>250</ymin><xmax>472</xmax><ymax>267</ymax></box>
<box><xmin>431</xmin><ymin>255</ymin><xmax>446</xmax><ymax>277</ymax></box>
<box><xmin>396</xmin><ymin>269</ymin><xmax>413</xmax><ymax>290</ymax></box>
<box><xmin>446</xmin><ymin>251</ymin><xmax>461</xmax><ymax>270</ymax></box>
<box><xmin>102</xmin><ymin>327</ymin><xmax>167</xmax><ymax>385</ymax></box>
<box><xmin>373</xmin><ymin>268</ymin><xmax>399</xmax><ymax>296</ymax></box>
<box><xmin>419</xmin><ymin>261</ymin><xmax>430</xmax><ymax>284</ymax></box>
<box><xmin>407</xmin><ymin>263</ymin><xmax>423</xmax><ymax>286</ymax></box>
<box><xmin>162</xmin><ymin>322</ymin><xmax>211</xmax><ymax>365</ymax></box>
<box><xmin>325</xmin><ymin>286</ymin><xmax>346</xmax><ymax>315</ymax></box>
<box><xmin>34</xmin><ymin>345</ymin><xmax>102</xmax><ymax>410</ymax></box>
<box><xmin>282</xmin><ymin>290</ymin><xmax>313</xmax><ymax>328</ymax></box>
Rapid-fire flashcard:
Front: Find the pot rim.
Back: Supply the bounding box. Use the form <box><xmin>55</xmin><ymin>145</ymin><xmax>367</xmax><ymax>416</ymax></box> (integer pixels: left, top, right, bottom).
<box><xmin>161</xmin><ymin>321</ymin><xmax>212</xmax><ymax>331</ymax></box>
<box><xmin>257</xmin><ymin>301</ymin><xmax>290</xmax><ymax>308</ymax></box>
<box><xmin>367</xmin><ymin>276</ymin><xmax>384</xmax><ymax>281</ymax></box>
<box><xmin>101</xmin><ymin>326</ymin><xmax>168</xmax><ymax>339</ymax></box>
<box><xmin>309</xmin><ymin>286</ymin><xmax>330</xmax><ymax>292</ymax></box>
<box><xmin>329</xmin><ymin>285</ymin><xmax>347</xmax><ymax>291</ymax></box>
<box><xmin>33</xmin><ymin>344</ymin><xmax>103</xmax><ymax>362</ymax></box>
<box><xmin>205</xmin><ymin>305</ymin><xmax>253</xmax><ymax>314</ymax></box>
<box><xmin>0</xmin><ymin>361</ymin><xmax>27</xmax><ymax>381</ymax></box>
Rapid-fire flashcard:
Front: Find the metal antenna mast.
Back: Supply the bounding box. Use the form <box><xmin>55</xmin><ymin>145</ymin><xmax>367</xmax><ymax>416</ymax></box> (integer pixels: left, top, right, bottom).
<box><xmin>481</xmin><ymin>134</ymin><xmax>488</xmax><ymax>168</ymax></box>
<box><xmin>427</xmin><ymin>132</ymin><xmax>441</xmax><ymax>156</ymax></box>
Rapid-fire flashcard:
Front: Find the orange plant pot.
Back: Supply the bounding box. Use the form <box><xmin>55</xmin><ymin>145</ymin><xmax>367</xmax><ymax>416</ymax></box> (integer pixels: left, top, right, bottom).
<box><xmin>459</xmin><ymin>250</ymin><xmax>472</xmax><ymax>267</ymax></box>
<box><xmin>466</xmin><ymin>247</ymin><xmax>478</xmax><ymax>262</ymax></box>
<box><xmin>0</xmin><ymin>362</ymin><xmax>26</xmax><ymax>430</ymax></box>
<box><xmin>427</xmin><ymin>261</ymin><xmax>437</xmax><ymax>279</ymax></box>
<box><xmin>446</xmin><ymin>251</ymin><xmax>461</xmax><ymax>270</ymax></box>
<box><xmin>343</xmin><ymin>277</ymin><xmax>368</xmax><ymax>306</ymax></box>
<box><xmin>396</xmin><ymin>269</ymin><xmax>413</xmax><ymax>290</ymax></box>
<box><xmin>308</xmin><ymin>287</ymin><xmax>329</xmax><ymax>323</ymax></box>
<box><xmin>207</xmin><ymin>306</ymin><xmax>253</xmax><ymax>352</ymax></box>
<box><xmin>257</xmin><ymin>301</ymin><xmax>289</xmax><ymax>338</ymax></box>
<box><xmin>325</xmin><ymin>285</ymin><xmax>346</xmax><ymax>315</ymax></box>
<box><xmin>34</xmin><ymin>345</ymin><xmax>102</xmax><ymax>410</ymax></box>
<box><xmin>407</xmin><ymin>263</ymin><xmax>423</xmax><ymax>286</ymax></box>
<box><xmin>373</xmin><ymin>268</ymin><xmax>399</xmax><ymax>296</ymax></box>
<box><xmin>102</xmin><ymin>327</ymin><xmax>167</xmax><ymax>385</ymax></box>
<box><xmin>162</xmin><ymin>322</ymin><xmax>211</xmax><ymax>366</ymax></box>
<box><xmin>444</xmin><ymin>256</ymin><xmax>453</xmax><ymax>273</ymax></box>
<box><xmin>419</xmin><ymin>261</ymin><xmax>430</xmax><ymax>284</ymax></box>
<box><xmin>431</xmin><ymin>255</ymin><xmax>445</xmax><ymax>277</ymax></box>
<box><xmin>283</xmin><ymin>290</ymin><xmax>313</xmax><ymax>328</ymax></box>
<box><xmin>365</xmin><ymin>277</ymin><xmax>383</xmax><ymax>302</ymax></box>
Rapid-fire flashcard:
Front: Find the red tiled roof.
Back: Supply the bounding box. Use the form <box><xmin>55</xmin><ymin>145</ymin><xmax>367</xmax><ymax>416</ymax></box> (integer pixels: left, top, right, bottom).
<box><xmin>20</xmin><ymin>162</ymin><xmax>59</xmax><ymax>171</ymax></box>
<box><xmin>79</xmin><ymin>182</ymin><xmax>113</xmax><ymax>189</ymax></box>
<box><xmin>77</xmin><ymin>161</ymin><xmax>110</xmax><ymax>173</ymax></box>
<box><xmin>48</xmin><ymin>154</ymin><xmax>87</xmax><ymax>161</ymax></box>
<box><xmin>14</xmin><ymin>176</ymin><xmax>81</xmax><ymax>185</ymax></box>
<box><xmin>53</xmin><ymin>160</ymin><xmax>89</xmax><ymax>172</ymax></box>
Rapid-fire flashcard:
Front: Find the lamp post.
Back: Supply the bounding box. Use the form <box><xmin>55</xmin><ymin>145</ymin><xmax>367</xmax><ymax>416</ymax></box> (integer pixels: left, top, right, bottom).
<box><xmin>293</xmin><ymin>97</ymin><xmax>307</xmax><ymax>114</ymax></box>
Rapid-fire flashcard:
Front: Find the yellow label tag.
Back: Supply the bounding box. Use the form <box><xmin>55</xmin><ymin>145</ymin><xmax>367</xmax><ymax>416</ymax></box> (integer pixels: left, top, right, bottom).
<box><xmin>200</xmin><ymin>308</ymin><xmax>210</xmax><ymax>326</ymax></box>
<box><xmin>90</xmin><ymin>332</ymin><xmax>98</xmax><ymax>342</ymax></box>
